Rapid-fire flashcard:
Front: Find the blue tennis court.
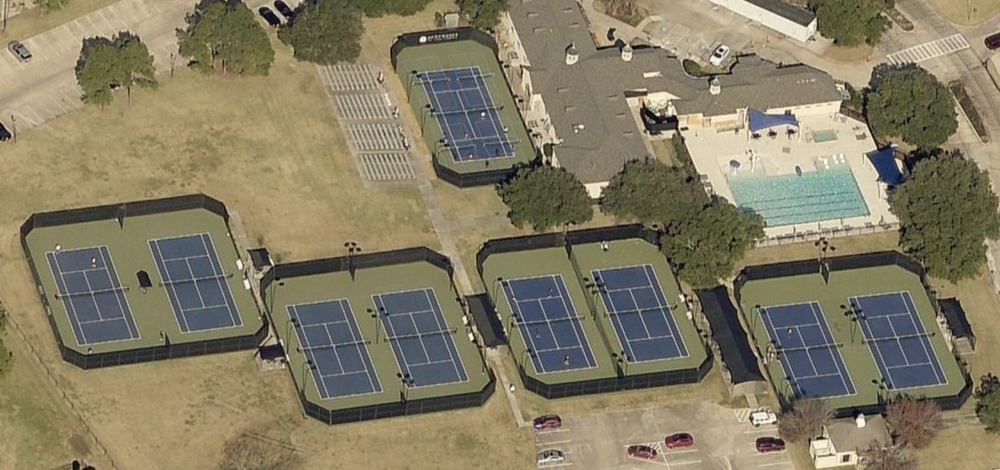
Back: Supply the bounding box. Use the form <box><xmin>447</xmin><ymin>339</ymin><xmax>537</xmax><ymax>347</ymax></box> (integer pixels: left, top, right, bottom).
<box><xmin>850</xmin><ymin>291</ymin><xmax>947</xmax><ymax>390</ymax></box>
<box><xmin>374</xmin><ymin>288</ymin><xmax>469</xmax><ymax>387</ymax></box>
<box><xmin>288</xmin><ymin>299</ymin><xmax>382</xmax><ymax>399</ymax></box>
<box><xmin>419</xmin><ymin>66</ymin><xmax>514</xmax><ymax>163</ymax></box>
<box><xmin>592</xmin><ymin>265</ymin><xmax>688</xmax><ymax>362</ymax></box>
<box><xmin>148</xmin><ymin>233</ymin><xmax>242</xmax><ymax>333</ymax></box>
<box><xmin>759</xmin><ymin>302</ymin><xmax>856</xmax><ymax>399</ymax></box>
<box><xmin>502</xmin><ymin>275</ymin><xmax>598</xmax><ymax>374</ymax></box>
<box><xmin>46</xmin><ymin>245</ymin><xmax>139</xmax><ymax>346</ymax></box>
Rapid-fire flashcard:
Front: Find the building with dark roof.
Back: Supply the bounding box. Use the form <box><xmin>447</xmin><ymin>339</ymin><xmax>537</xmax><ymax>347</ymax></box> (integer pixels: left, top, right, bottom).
<box><xmin>709</xmin><ymin>0</ymin><xmax>817</xmax><ymax>42</ymax></box>
<box><xmin>497</xmin><ymin>0</ymin><xmax>842</xmax><ymax>196</ymax></box>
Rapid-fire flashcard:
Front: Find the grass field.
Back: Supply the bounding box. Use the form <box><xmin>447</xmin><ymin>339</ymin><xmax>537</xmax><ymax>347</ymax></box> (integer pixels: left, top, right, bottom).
<box><xmin>927</xmin><ymin>0</ymin><xmax>1000</xmax><ymax>25</ymax></box>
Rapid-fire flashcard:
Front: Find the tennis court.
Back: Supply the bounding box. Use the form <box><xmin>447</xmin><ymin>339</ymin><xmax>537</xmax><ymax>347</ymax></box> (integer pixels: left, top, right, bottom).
<box><xmin>502</xmin><ymin>275</ymin><xmax>598</xmax><ymax>374</ymax></box>
<box><xmin>591</xmin><ymin>265</ymin><xmax>688</xmax><ymax>362</ymax></box>
<box><xmin>149</xmin><ymin>233</ymin><xmax>242</xmax><ymax>333</ymax></box>
<box><xmin>288</xmin><ymin>299</ymin><xmax>383</xmax><ymax>399</ymax></box>
<box><xmin>759</xmin><ymin>302</ymin><xmax>856</xmax><ymax>399</ymax></box>
<box><xmin>850</xmin><ymin>291</ymin><xmax>948</xmax><ymax>390</ymax></box>
<box><xmin>46</xmin><ymin>245</ymin><xmax>140</xmax><ymax>346</ymax></box>
<box><xmin>375</xmin><ymin>288</ymin><xmax>469</xmax><ymax>387</ymax></box>
<box><xmin>418</xmin><ymin>66</ymin><xmax>514</xmax><ymax>163</ymax></box>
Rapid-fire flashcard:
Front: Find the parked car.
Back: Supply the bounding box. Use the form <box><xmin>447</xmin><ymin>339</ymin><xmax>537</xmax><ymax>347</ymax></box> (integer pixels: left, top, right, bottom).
<box><xmin>986</xmin><ymin>32</ymin><xmax>1000</xmax><ymax>50</ymax></box>
<box><xmin>533</xmin><ymin>414</ymin><xmax>562</xmax><ymax>431</ymax></box>
<box><xmin>7</xmin><ymin>40</ymin><xmax>31</xmax><ymax>63</ymax></box>
<box><xmin>0</xmin><ymin>122</ymin><xmax>10</xmax><ymax>142</ymax></box>
<box><xmin>627</xmin><ymin>444</ymin><xmax>658</xmax><ymax>460</ymax></box>
<box><xmin>274</xmin><ymin>0</ymin><xmax>295</xmax><ymax>20</ymax></box>
<box><xmin>664</xmin><ymin>432</ymin><xmax>694</xmax><ymax>449</ymax></box>
<box><xmin>709</xmin><ymin>44</ymin><xmax>730</xmax><ymax>66</ymax></box>
<box><xmin>755</xmin><ymin>437</ymin><xmax>786</xmax><ymax>453</ymax></box>
<box><xmin>536</xmin><ymin>449</ymin><xmax>565</xmax><ymax>465</ymax></box>
<box><xmin>257</xmin><ymin>6</ymin><xmax>281</xmax><ymax>27</ymax></box>
<box><xmin>749</xmin><ymin>409</ymin><xmax>778</xmax><ymax>427</ymax></box>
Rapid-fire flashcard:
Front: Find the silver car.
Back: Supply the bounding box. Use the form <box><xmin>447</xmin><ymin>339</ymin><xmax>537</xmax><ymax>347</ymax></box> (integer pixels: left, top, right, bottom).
<box><xmin>536</xmin><ymin>449</ymin><xmax>565</xmax><ymax>465</ymax></box>
<box><xmin>7</xmin><ymin>40</ymin><xmax>31</xmax><ymax>63</ymax></box>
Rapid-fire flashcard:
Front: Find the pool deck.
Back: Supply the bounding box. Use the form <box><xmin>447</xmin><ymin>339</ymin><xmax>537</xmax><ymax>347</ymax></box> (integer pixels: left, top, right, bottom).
<box><xmin>683</xmin><ymin>112</ymin><xmax>898</xmax><ymax>239</ymax></box>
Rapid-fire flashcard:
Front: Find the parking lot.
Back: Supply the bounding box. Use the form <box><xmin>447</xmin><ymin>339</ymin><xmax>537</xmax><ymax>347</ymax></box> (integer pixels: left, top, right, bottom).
<box><xmin>534</xmin><ymin>401</ymin><xmax>794</xmax><ymax>469</ymax></box>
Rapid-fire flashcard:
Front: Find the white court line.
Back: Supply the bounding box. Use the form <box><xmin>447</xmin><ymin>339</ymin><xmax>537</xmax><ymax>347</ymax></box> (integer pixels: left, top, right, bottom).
<box><xmin>887</xmin><ymin>34</ymin><xmax>969</xmax><ymax>65</ymax></box>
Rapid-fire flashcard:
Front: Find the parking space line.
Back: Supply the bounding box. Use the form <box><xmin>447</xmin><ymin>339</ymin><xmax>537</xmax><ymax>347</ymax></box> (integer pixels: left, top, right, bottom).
<box><xmin>537</xmin><ymin>440</ymin><xmax>572</xmax><ymax>447</ymax></box>
<box><xmin>743</xmin><ymin>427</ymin><xmax>777</xmax><ymax>434</ymax></box>
<box><xmin>663</xmin><ymin>448</ymin><xmax>699</xmax><ymax>455</ymax></box>
<box><xmin>667</xmin><ymin>460</ymin><xmax>703</xmax><ymax>466</ymax></box>
<box><xmin>756</xmin><ymin>462</ymin><xmax>793</xmax><ymax>467</ymax></box>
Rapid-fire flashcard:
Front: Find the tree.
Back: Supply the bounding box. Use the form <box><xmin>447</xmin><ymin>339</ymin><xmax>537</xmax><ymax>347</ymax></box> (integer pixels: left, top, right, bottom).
<box><xmin>457</xmin><ymin>0</ymin><xmax>509</xmax><ymax>30</ymax></box>
<box><xmin>775</xmin><ymin>397</ymin><xmax>832</xmax><ymax>443</ymax></box>
<box><xmin>75</xmin><ymin>32</ymin><xmax>157</xmax><ymax>106</ymax></box>
<box><xmin>37</xmin><ymin>0</ymin><xmax>69</xmax><ymax>14</ymax></box>
<box><xmin>177</xmin><ymin>0</ymin><xmax>274</xmax><ymax>77</ymax></box>
<box><xmin>75</xmin><ymin>37</ymin><xmax>121</xmax><ymax>107</ymax></box>
<box><xmin>278</xmin><ymin>0</ymin><xmax>363</xmax><ymax>65</ymax></box>
<box><xmin>809</xmin><ymin>0</ymin><xmax>890</xmax><ymax>46</ymax></box>
<box><xmin>660</xmin><ymin>201</ymin><xmax>764</xmax><ymax>288</ymax></box>
<box><xmin>891</xmin><ymin>153</ymin><xmax>1000</xmax><ymax>282</ymax></box>
<box><xmin>975</xmin><ymin>373</ymin><xmax>1000</xmax><ymax>433</ymax></box>
<box><xmin>885</xmin><ymin>397</ymin><xmax>942</xmax><ymax>448</ymax></box>
<box><xmin>354</xmin><ymin>0</ymin><xmax>432</xmax><ymax>17</ymax></box>
<box><xmin>866</xmin><ymin>66</ymin><xmax>957</xmax><ymax>149</ymax></box>
<box><xmin>600</xmin><ymin>159</ymin><xmax>708</xmax><ymax>227</ymax></box>
<box><xmin>859</xmin><ymin>443</ymin><xmax>916</xmax><ymax>470</ymax></box>
<box><xmin>498</xmin><ymin>166</ymin><xmax>593</xmax><ymax>232</ymax></box>
<box><xmin>219</xmin><ymin>433</ymin><xmax>301</xmax><ymax>470</ymax></box>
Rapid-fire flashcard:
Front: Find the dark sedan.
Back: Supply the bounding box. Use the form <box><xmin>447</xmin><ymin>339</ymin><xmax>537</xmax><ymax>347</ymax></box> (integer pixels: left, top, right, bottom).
<box><xmin>258</xmin><ymin>6</ymin><xmax>281</xmax><ymax>27</ymax></box>
<box><xmin>274</xmin><ymin>0</ymin><xmax>295</xmax><ymax>20</ymax></box>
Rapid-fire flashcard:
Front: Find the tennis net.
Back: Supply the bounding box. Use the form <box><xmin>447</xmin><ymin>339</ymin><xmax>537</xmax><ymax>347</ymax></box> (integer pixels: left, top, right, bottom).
<box><xmin>431</xmin><ymin>104</ymin><xmax>503</xmax><ymax>117</ymax></box>
<box><xmin>298</xmin><ymin>338</ymin><xmax>371</xmax><ymax>353</ymax></box>
<box><xmin>55</xmin><ymin>286</ymin><xmax>128</xmax><ymax>299</ymax></box>
<box><xmin>386</xmin><ymin>327</ymin><xmax>458</xmax><ymax>342</ymax></box>
<box><xmin>865</xmin><ymin>331</ymin><xmax>934</xmax><ymax>343</ymax></box>
<box><xmin>418</xmin><ymin>71</ymin><xmax>494</xmax><ymax>85</ymax></box>
<box><xmin>777</xmin><ymin>342</ymin><xmax>844</xmax><ymax>354</ymax></box>
<box><xmin>160</xmin><ymin>272</ymin><xmax>234</xmax><ymax>287</ymax></box>
<box><xmin>518</xmin><ymin>316</ymin><xmax>585</xmax><ymax>328</ymax></box>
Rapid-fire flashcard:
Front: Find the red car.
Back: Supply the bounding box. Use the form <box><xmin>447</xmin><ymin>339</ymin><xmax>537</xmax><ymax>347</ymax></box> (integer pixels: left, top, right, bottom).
<box><xmin>627</xmin><ymin>444</ymin><xmax>658</xmax><ymax>460</ymax></box>
<box><xmin>755</xmin><ymin>437</ymin><xmax>786</xmax><ymax>453</ymax></box>
<box><xmin>665</xmin><ymin>432</ymin><xmax>694</xmax><ymax>448</ymax></box>
<box><xmin>533</xmin><ymin>414</ymin><xmax>562</xmax><ymax>431</ymax></box>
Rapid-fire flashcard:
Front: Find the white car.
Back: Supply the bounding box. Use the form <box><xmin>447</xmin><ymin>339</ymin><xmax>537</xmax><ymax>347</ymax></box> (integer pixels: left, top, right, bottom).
<box><xmin>537</xmin><ymin>449</ymin><xmax>565</xmax><ymax>465</ymax></box>
<box><xmin>750</xmin><ymin>409</ymin><xmax>778</xmax><ymax>427</ymax></box>
<box><xmin>709</xmin><ymin>44</ymin><xmax>731</xmax><ymax>66</ymax></box>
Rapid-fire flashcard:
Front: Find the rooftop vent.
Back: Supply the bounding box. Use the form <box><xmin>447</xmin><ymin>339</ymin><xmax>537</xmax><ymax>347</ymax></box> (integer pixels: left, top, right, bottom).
<box><xmin>566</xmin><ymin>43</ymin><xmax>579</xmax><ymax>65</ymax></box>
<box><xmin>856</xmin><ymin>414</ymin><xmax>867</xmax><ymax>428</ymax></box>
<box><xmin>709</xmin><ymin>76</ymin><xmax>721</xmax><ymax>96</ymax></box>
<box><xmin>621</xmin><ymin>43</ymin><xmax>633</xmax><ymax>62</ymax></box>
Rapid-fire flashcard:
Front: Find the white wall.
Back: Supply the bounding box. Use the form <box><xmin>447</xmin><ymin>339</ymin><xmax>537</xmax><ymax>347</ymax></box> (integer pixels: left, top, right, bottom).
<box><xmin>767</xmin><ymin>100</ymin><xmax>842</xmax><ymax>118</ymax></box>
<box><xmin>708</xmin><ymin>0</ymin><xmax>817</xmax><ymax>42</ymax></box>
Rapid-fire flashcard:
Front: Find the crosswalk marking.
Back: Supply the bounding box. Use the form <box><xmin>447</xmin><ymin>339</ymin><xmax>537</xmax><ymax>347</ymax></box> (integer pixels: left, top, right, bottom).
<box><xmin>887</xmin><ymin>34</ymin><xmax>969</xmax><ymax>66</ymax></box>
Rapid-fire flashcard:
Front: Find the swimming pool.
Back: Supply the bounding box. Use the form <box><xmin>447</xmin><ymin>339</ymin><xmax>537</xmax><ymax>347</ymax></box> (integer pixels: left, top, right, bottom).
<box><xmin>727</xmin><ymin>166</ymin><xmax>870</xmax><ymax>227</ymax></box>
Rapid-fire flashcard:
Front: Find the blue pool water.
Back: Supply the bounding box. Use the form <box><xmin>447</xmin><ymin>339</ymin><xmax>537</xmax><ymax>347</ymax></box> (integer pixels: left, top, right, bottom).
<box><xmin>727</xmin><ymin>167</ymin><xmax>870</xmax><ymax>226</ymax></box>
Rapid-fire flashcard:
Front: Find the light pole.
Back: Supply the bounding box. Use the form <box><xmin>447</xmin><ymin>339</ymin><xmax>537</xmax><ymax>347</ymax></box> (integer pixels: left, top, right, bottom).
<box><xmin>582</xmin><ymin>276</ymin><xmax>604</xmax><ymax>319</ymax></box>
<box><xmin>369</xmin><ymin>308</ymin><xmax>380</xmax><ymax>343</ymax></box>
<box><xmin>285</xmin><ymin>316</ymin><xmax>298</xmax><ymax>344</ymax></box>
<box><xmin>10</xmin><ymin>114</ymin><xmax>16</xmax><ymax>143</ymax></box>
<box><xmin>397</xmin><ymin>372</ymin><xmax>415</xmax><ymax>403</ymax></box>
<box><xmin>268</xmin><ymin>280</ymin><xmax>284</xmax><ymax>317</ymax></box>
<box><xmin>344</xmin><ymin>241</ymin><xmax>361</xmax><ymax>281</ymax></box>
<box><xmin>408</xmin><ymin>70</ymin><xmax>420</xmax><ymax>99</ymax></box>
<box><xmin>872</xmin><ymin>377</ymin><xmax>887</xmax><ymax>405</ymax></box>
<box><xmin>300</xmin><ymin>359</ymin><xmax>315</xmax><ymax>394</ymax></box>
<box><xmin>421</xmin><ymin>104</ymin><xmax>434</xmax><ymax>131</ymax></box>
<box><xmin>841</xmin><ymin>303</ymin><xmax>860</xmax><ymax>344</ymax></box>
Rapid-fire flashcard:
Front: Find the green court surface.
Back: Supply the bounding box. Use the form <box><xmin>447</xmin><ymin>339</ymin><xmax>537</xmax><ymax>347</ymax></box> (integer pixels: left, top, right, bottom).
<box><xmin>24</xmin><ymin>209</ymin><xmax>263</xmax><ymax>355</ymax></box>
<box><xmin>266</xmin><ymin>261</ymin><xmax>490</xmax><ymax>410</ymax></box>
<box><xmin>738</xmin><ymin>264</ymin><xmax>967</xmax><ymax>410</ymax></box>
<box><xmin>394</xmin><ymin>40</ymin><xmax>534</xmax><ymax>175</ymax></box>
<box><xmin>481</xmin><ymin>239</ymin><xmax>708</xmax><ymax>385</ymax></box>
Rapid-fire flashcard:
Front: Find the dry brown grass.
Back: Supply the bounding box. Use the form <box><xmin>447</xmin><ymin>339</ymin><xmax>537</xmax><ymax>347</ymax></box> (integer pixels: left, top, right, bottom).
<box><xmin>821</xmin><ymin>43</ymin><xmax>875</xmax><ymax>63</ymax></box>
<box><xmin>926</xmin><ymin>0</ymin><xmax>1000</xmax><ymax>26</ymax></box>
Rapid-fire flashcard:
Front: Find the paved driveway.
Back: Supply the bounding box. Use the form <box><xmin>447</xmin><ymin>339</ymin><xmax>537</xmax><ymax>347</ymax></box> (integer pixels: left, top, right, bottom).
<box><xmin>535</xmin><ymin>402</ymin><xmax>793</xmax><ymax>470</ymax></box>
<box><xmin>0</xmin><ymin>0</ymin><xmax>190</xmax><ymax>132</ymax></box>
